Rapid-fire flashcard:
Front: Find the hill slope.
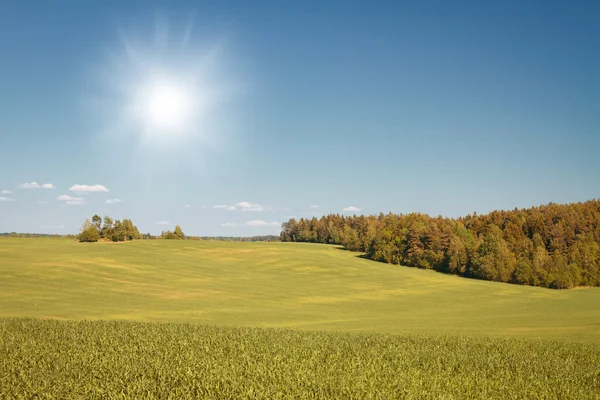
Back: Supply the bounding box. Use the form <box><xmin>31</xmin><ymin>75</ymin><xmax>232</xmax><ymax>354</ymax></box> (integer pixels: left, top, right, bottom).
<box><xmin>1</xmin><ymin>238</ymin><xmax>599</xmax><ymax>343</ymax></box>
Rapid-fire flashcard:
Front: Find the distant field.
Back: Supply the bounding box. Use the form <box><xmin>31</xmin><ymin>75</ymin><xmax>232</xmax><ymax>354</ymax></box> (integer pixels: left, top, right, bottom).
<box><xmin>1</xmin><ymin>237</ymin><xmax>600</xmax><ymax>343</ymax></box>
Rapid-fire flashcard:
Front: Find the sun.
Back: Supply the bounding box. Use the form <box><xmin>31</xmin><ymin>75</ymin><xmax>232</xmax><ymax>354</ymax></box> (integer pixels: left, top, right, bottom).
<box><xmin>136</xmin><ymin>78</ymin><xmax>195</xmax><ymax>132</ymax></box>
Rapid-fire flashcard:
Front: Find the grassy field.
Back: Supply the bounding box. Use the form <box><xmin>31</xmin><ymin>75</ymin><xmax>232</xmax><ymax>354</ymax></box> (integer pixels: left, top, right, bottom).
<box><xmin>1</xmin><ymin>237</ymin><xmax>600</xmax><ymax>398</ymax></box>
<box><xmin>1</xmin><ymin>237</ymin><xmax>599</xmax><ymax>343</ymax></box>
<box><xmin>2</xmin><ymin>318</ymin><xmax>599</xmax><ymax>399</ymax></box>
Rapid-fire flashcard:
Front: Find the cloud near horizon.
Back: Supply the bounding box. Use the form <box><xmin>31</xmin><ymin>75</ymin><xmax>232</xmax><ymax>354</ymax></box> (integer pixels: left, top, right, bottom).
<box><xmin>0</xmin><ymin>197</ymin><xmax>16</xmax><ymax>202</ymax></box>
<box><xmin>213</xmin><ymin>202</ymin><xmax>270</xmax><ymax>212</ymax></box>
<box><xmin>1</xmin><ymin>190</ymin><xmax>12</xmax><ymax>194</ymax></box>
<box><xmin>213</xmin><ymin>204</ymin><xmax>236</xmax><ymax>211</ymax></box>
<box><xmin>19</xmin><ymin>182</ymin><xmax>54</xmax><ymax>189</ymax></box>
<box><xmin>57</xmin><ymin>194</ymin><xmax>86</xmax><ymax>205</ymax></box>
<box><xmin>343</xmin><ymin>206</ymin><xmax>362</xmax><ymax>212</ymax></box>
<box><xmin>69</xmin><ymin>184</ymin><xmax>109</xmax><ymax>193</ymax></box>
<box><xmin>236</xmin><ymin>202</ymin><xmax>270</xmax><ymax>212</ymax></box>
<box><xmin>221</xmin><ymin>222</ymin><xmax>237</xmax><ymax>227</ymax></box>
<box><xmin>105</xmin><ymin>198</ymin><xmax>122</xmax><ymax>204</ymax></box>
<box><xmin>156</xmin><ymin>220</ymin><xmax>170</xmax><ymax>225</ymax></box>
<box><xmin>245</xmin><ymin>220</ymin><xmax>280</xmax><ymax>227</ymax></box>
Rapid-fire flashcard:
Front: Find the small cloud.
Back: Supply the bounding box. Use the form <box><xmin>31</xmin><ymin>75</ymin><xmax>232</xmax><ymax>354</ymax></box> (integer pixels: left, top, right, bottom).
<box><xmin>283</xmin><ymin>208</ymin><xmax>292</xmax><ymax>211</ymax></box>
<box><xmin>184</xmin><ymin>204</ymin><xmax>191</xmax><ymax>208</ymax></box>
<box><xmin>343</xmin><ymin>206</ymin><xmax>362</xmax><ymax>212</ymax></box>
<box><xmin>310</xmin><ymin>205</ymin><xmax>320</xmax><ymax>209</ymax></box>
<box><xmin>57</xmin><ymin>194</ymin><xmax>86</xmax><ymax>205</ymax></box>
<box><xmin>37</xmin><ymin>201</ymin><xmax>47</xmax><ymax>204</ymax></box>
<box><xmin>19</xmin><ymin>182</ymin><xmax>54</xmax><ymax>189</ymax></box>
<box><xmin>214</xmin><ymin>204</ymin><xmax>236</xmax><ymax>211</ymax></box>
<box><xmin>19</xmin><ymin>182</ymin><xmax>40</xmax><ymax>189</ymax></box>
<box><xmin>105</xmin><ymin>198</ymin><xmax>122</xmax><ymax>204</ymax></box>
<box><xmin>156</xmin><ymin>220</ymin><xmax>170</xmax><ymax>225</ymax></box>
<box><xmin>40</xmin><ymin>225</ymin><xmax>64</xmax><ymax>229</ymax></box>
<box><xmin>221</xmin><ymin>222</ymin><xmax>237</xmax><ymax>227</ymax></box>
<box><xmin>236</xmin><ymin>201</ymin><xmax>270</xmax><ymax>212</ymax></box>
<box><xmin>69</xmin><ymin>184</ymin><xmax>109</xmax><ymax>193</ymax></box>
<box><xmin>1</xmin><ymin>190</ymin><xmax>12</xmax><ymax>194</ymax></box>
<box><xmin>0</xmin><ymin>197</ymin><xmax>16</xmax><ymax>202</ymax></box>
<box><xmin>200</xmin><ymin>205</ymin><xmax>207</xmax><ymax>210</ymax></box>
<box><xmin>245</xmin><ymin>220</ymin><xmax>280</xmax><ymax>227</ymax></box>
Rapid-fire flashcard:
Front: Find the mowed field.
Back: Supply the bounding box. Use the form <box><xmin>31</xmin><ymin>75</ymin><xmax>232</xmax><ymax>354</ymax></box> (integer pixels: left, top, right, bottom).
<box><xmin>1</xmin><ymin>237</ymin><xmax>599</xmax><ymax>343</ymax></box>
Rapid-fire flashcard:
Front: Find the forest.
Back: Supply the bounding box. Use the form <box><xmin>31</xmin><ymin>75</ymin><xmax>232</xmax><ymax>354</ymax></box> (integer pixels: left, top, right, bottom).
<box><xmin>280</xmin><ymin>200</ymin><xmax>600</xmax><ymax>289</ymax></box>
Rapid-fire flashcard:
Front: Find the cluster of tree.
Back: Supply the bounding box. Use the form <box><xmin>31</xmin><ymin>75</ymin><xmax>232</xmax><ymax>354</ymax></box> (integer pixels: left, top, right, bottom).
<box><xmin>160</xmin><ymin>225</ymin><xmax>186</xmax><ymax>240</ymax></box>
<box><xmin>78</xmin><ymin>215</ymin><xmax>141</xmax><ymax>242</ymax></box>
<box><xmin>0</xmin><ymin>233</ymin><xmax>72</xmax><ymax>238</ymax></box>
<box><xmin>280</xmin><ymin>200</ymin><xmax>600</xmax><ymax>289</ymax></box>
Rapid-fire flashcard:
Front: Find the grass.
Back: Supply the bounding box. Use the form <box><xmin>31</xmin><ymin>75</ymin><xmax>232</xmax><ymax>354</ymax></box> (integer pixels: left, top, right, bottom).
<box><xmin>1</xmin><ymin>318</ymin><xmax>599</xmax><ymax>399</ymax></box>
<box><xmin>1</xmin><ymin>237</ymin><xmax>600</xmax><ymax>398</ymax></box>
<box><xmin>1</xmin><ymin>237</ymin><xmax>600</xmax><ymax>343</ymax></box>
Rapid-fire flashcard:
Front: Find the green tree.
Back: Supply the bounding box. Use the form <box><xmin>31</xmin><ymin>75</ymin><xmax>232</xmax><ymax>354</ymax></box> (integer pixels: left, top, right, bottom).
<box><xmin>174</xmin><ymin>225</ymin><xmax>185</xmax><ymax>240</ymax></box>
<box><xmin>77</xmin><ymin>219</ymin><xmax>99</xmax><ymax>243</ymax></box>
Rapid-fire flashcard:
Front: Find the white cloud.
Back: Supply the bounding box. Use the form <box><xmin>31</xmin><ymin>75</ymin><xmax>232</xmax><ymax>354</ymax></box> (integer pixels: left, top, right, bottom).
<box><xmin>156</xmin><ymin>220</ymin><xmax>170</xmax><ymax>225</ymax></box>
<box><xmin>283</xmin><ymin>208</ymin><xmax>292</xmax><ymax>211</ymax></box>
<box><xmin>40</xmin><ymin>225</ymin><xmax>64</xmax><ymax>229</ymax></box>
<box><xmin>19</xmin><ymin>182</ymin><xmax>54</xmax><ymax>189</ymax></box>
<box><xmin>221</xmin><ymin>222</ymin><xmax>237</xmax><ymax>227</ymax></box>
<box><xmin>1</xmin><ymin>190</ymin><xmax>11</xmax><ymax>194</ymax></box>
<box><xmin>105</xmin><ymin>199</ymin><xmax>122</xmax><ymax>204</ymax></box>
<box><xmin>57</xmin><ymin>194</ymin><xmax>86</xmax><ymax>205</ymax></box>
<box><xmin>19</xmin><ymin>182</ymin><xmax>40</xmax><ymax>189</ymax></box>
<box><xmin>69</xmin><ymin>184</ymin><xmax>109</xmax><ymax>193</ymax></box>
<box><xmin>0</xmin><ymin>197</ymin><xmax>16</xmax><ymax>202</ymax></box>
<box><xmin>245</xmin><ymin>220</ymin><xmax>280</xmax><ymax>227</ymax></box>
<box><xmin>310</xmin><ymin>205</ymin><xmax>320</xmax><ymax>209</ymax></box>
<box><xmin>214</xmin><ymin>204</ymin><xmax>236</xmax><ymax>211</ymax></box>
<box><xmin>184</xmin><ymin>204</ymin><xmax>191</xmax><ymax>208</ymax></box>
<box><xmin>343</xmin><ymin>206</ymin><xmax>362</xmax><ymax>212</ymax></box>
<box><xmin>37</xmin><ymin>201</ymin><xmax>47</xmax><ymax>204</ymax></box>
<box><xmin>236</xmin><ymin>201</ymin><xmax>270</xmax><ymax>212</ymax></box>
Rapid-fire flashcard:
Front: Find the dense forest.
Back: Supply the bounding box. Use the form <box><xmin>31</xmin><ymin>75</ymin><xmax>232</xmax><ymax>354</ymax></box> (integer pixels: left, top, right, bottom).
<box><xmin>280</xmin><ymin>200</ymin><xmax>600</xmax><ymax>289</ymax></box>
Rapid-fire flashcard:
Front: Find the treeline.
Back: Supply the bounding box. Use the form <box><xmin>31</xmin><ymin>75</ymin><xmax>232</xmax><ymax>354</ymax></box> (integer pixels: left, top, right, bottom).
<box><xmin>280</xmin><ymin>200</ymin><xmax>600</xmax><ymax>289</ymax></box>
<box><xmin>0</xmin><ymin>233</ymin><xmax>74</xmax><ymax>238</ymax></box>
<box><xmin>78</xmin><ymin>215</ymin><xmax>142</xmax><ymax>242</ymax></box>
<box><xmin>77</xmin><ymin>215</ymin><xmax>187</xmax><ymax>242</ymax></box>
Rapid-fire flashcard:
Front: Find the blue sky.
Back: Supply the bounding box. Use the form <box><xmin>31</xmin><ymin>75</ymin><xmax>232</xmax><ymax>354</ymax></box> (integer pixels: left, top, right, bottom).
<box><xmin>1</xmin><ymin>0</ymin><xmax>598</xmax><ymax>236</ymax></box>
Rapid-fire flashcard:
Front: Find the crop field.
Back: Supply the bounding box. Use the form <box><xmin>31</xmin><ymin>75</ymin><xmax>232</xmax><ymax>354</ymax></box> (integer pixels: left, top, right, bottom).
<box><xmin>1</xmin><ymin>238</ymin><xmax>600</xmax><ymax>398</ymax></box>
<box><xmin>0</xmin><ymin>318</ymin><xmax>598</xmax><ymax>399</ymax></box>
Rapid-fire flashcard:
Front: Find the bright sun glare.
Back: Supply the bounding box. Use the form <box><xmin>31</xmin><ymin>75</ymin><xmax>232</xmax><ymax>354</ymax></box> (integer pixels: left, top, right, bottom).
<box><xmin>96</xmin><ymin>17</ymin><xmax>235</xmax><ymax>142</ymax></box>
<box><xmin>140</xmin><ymin>80</ymin><xmax>194</xmax><ymax>130</ymax></box>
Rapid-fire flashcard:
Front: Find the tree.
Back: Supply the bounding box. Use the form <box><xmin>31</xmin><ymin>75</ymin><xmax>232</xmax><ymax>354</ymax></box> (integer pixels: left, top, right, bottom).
<box><xmin>77</xmin><ymin>219</ymin><xmax>99</xmax><ymax>243</ymax></box>
<box><xmin>174</xmin><ymin>225</ymin><xmax>185</xmax><ymax>240</ymax></box>
<box><xmin>92</xmin><ymin>215</ymin><xmax>102</xmax><ymax>235</ymax></box>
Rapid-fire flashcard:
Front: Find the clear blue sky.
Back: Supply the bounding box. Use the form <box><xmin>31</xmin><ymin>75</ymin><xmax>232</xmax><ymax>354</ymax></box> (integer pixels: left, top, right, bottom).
<box><xmin>1</xmin><ymin>0</ymin><xmax>598</xmax><ymax>236</ymax></box>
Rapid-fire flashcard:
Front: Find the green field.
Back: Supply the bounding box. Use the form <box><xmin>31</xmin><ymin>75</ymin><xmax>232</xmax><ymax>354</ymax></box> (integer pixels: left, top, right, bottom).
<box><xmin>1</xmin><ymin>237</ymin><xmax>600</xmax><ymax>342</ymax></box>
<box><xmin>1</xmin><ymin>238</ymin><xmax>600</xmax><ymax>398</ymax></box>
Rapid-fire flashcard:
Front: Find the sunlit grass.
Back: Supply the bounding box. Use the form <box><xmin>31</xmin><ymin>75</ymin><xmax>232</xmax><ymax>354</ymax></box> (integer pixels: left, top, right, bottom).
<box><xmin>1</xmin><ymin>318</ymin><xmax>598</xmax><ymax>399</ymax></box>
<box><xmin>1</xmin><ymin>238</ymin><xmax>599</xmax><ymax>343</ymax></box>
